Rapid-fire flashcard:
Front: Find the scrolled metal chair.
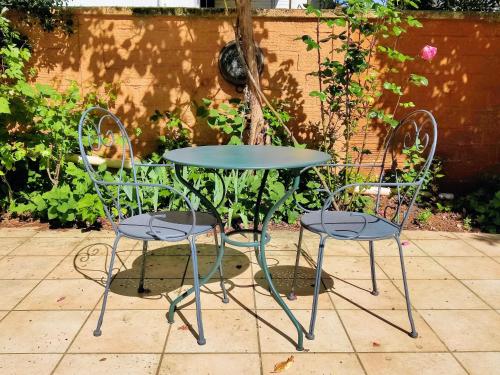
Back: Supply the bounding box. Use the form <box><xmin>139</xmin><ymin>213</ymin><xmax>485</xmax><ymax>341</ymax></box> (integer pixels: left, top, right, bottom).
<box><xmin>288</xmin><ymin>110</ymin><xmax>438</xmax><ymax>340</ymax></box>
<box><xmin>78</xmin><ymin>107</ymin><xmax>228</xmax><ymax>345</ymax></box>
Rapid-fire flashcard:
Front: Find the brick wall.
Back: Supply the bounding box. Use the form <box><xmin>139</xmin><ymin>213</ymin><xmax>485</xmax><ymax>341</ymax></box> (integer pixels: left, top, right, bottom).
<box><xmin>27</xmin><ymin>8</ymin><xmax>500</xmax><ymax>189</ymax></box>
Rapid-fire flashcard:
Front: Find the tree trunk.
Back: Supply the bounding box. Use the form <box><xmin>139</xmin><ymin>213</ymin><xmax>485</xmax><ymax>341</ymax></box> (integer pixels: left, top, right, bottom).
<box><xmin>235</xmin><ymin>0</ymin><xmax>266</xmax><ymax>145</ymax></box>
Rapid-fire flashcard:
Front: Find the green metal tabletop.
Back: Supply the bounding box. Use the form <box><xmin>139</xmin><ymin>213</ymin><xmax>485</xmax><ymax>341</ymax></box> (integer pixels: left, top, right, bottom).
<box><xmin>164</xmin><ymin>145</ymin><xmax>330</xmax><ymax>170</ymax></box>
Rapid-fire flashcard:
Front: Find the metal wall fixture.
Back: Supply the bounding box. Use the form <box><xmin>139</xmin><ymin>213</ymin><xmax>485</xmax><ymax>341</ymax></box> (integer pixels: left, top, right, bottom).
<box><xmin>218</xmin><ymin>40</ymin><xmax>264</xmax><ymax>91</ymax></box>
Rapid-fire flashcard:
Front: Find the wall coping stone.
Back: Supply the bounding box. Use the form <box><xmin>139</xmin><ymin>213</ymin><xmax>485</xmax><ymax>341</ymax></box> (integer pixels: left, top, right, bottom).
<box><xmin>68</xmin><ymin>7</ymin><xmax>500</xmax><ymax>22</ymax></box>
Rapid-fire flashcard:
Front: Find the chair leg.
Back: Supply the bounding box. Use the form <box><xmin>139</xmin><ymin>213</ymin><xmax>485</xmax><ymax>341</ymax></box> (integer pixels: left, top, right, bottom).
<box><xmin>369</xmin><ymin>241</ymin><xmax>379</xmax><ymax>296</ymax></box>
<box><xmin>287</xmin><ymin>225</ymin><xmax>304</xmax><ymax>301</ymax></box>
<box><xmin>307</xmin><ymin>235</ymin><xmax>326</xmax><ymax>340</ymax></box>
<box><xmin>189</xmin><ymin>236</ymin><xmax>206</xmax><ymax>345</ymax></box>
<box><xmin>213</xmin><ymin>228</ymin><xmax>229</xmax><ymax>304</ymax></box>
<box><xmin>396</xmin><ymin>236</ymin><xmax>418</xmax><ymax>338</ymax></box>
<box><xmin>94</xmin><ymin>234</ymin><xmax>121</xmax><ymax>337</ymax></box>
<box><xmin>138</xmin><ymin>240</ymin><xmax>148</xmax><ymax>294</ymax></box>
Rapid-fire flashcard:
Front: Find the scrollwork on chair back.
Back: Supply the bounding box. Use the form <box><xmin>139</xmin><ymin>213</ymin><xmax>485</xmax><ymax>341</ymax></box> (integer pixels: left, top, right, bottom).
<box><xmin>78</xmin><ymin>107</ymin><xmax>142</xmax><ymax>231</ymax></box>
<box><xmin>379</xmin><ymin>110</ymin><xmax>438</xmax><ymax>228</ymax></box>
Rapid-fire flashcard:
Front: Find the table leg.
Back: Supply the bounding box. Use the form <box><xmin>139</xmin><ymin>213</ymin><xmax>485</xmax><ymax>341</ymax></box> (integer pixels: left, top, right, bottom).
<box><xmin>168</xmin><ymin>165</ymin><xmax>226</xmax><ymax>323</ymax></box>
<box><xmin>258</xmin><ymin>172</ymin><xmax>304</xmax><ymax>351</ymax></box>
<box><xmin>253</xmin><ymin>170</ymin><xmax>269</xmax><ymax>265</ymax></box>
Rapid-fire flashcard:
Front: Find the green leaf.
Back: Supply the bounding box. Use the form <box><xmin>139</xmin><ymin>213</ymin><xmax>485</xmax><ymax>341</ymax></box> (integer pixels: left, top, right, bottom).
<box><xmin>410</xmin><ymin>74</ymin><xmax>429</xmax><ymax>87</ymax></box>
<box><xmin>300</xmin><ymin>35</ymin><xmax>320</xmax><ymax>51</ymax></box>
<box><xmin>305</xmin><ymin>4</ymin><xmax>321</xmax><ymax>17</ymax></box>
<box><xmin>406</xmin><ymin>16</ymin><xmax>423</xmax><ymax>28</ymax></box>
<box><xmin>0</xmin><ymin>97</ymin><xmax>11</xmax><ymax>114</ymax></box>
<box><xmin>400</xmin><ymin>101</ymin><xmax>416</xmax><ymax>108</ymax></box>
<box><xmin>15</xmin><ymin>81</ymin><xmax>36</xmax><ymax>98</ymax></box>
<box><xmin>309</xmin><ymin>90</ymin><xmax>327</xmax><ymax>101</ymax></box>
<box><xmin>392</xmin><ymin>26</ymin><xmax>404</xmax><ymax>36</ymax></box>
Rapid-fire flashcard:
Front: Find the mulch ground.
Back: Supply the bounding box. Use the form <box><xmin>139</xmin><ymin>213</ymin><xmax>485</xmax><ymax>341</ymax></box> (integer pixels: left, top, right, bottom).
<box><xmin>0</xmin><ymin>206</ymin><xmax>475</xmax><ymax>233</ymax></box>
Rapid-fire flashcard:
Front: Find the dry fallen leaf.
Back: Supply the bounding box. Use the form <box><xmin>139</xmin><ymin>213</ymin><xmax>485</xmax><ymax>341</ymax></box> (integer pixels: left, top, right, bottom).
<box><xmin>178</xmin><ymin>324</ymin><xmax>189</xmax><ymax>331</ymax></box>
<box><xmin>272</xmin><ymin>355</ymin><xmax>294</xmax><ymax>373</ymax></box>
<box><xmin>372</xmin><ymin>340</ymin><xmax>381</xmax><ymax>347</ymax></box>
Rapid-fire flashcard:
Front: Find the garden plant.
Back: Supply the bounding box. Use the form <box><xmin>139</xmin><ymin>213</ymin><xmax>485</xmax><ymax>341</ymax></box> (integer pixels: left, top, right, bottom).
<box><xmin>0</xmin><ymin>1</ymin><xmax>497</xmax><ymax>233</ymax></box>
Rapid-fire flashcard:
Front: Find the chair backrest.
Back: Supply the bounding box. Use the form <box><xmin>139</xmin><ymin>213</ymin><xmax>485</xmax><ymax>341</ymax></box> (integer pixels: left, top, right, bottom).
<box><xmin>78</xmin><ymin>107</ymin><xmax>142</xmax><ymax>231</ymax></box>
<box><xmin>376</xmin><ymin>109</ymin><xmax>438</xmax><ymax>229</ymax></box>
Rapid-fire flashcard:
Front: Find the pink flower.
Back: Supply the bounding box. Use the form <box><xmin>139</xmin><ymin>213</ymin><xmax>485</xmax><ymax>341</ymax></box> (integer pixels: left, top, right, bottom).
<box><xmin>420</xmin><ymin>45</ymin><xmax>437</xmax><ymax>61</ymax></box>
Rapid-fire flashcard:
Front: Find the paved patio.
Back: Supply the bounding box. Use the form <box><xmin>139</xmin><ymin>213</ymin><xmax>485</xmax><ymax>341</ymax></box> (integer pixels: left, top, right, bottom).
<box><xmin>0</xmin><ymin>227</ymin><xmax>499</xmax><ymax>374</ymax></box>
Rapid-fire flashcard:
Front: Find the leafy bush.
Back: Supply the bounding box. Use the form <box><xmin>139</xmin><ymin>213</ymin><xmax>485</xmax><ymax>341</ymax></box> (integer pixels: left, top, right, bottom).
<box><xmin>0</xmin><ymin>0</ymin><xmax>73</xmax><ymax>32</ymax></box>
<box><xmin>0</xmin><ymin>11</ymin><xmax>115</xmax><ymax>226</ymax></box>
<box><xmin>458</xmin><ymin>175</ymin><xmax>500</xmax><ymax>234</ymax></box>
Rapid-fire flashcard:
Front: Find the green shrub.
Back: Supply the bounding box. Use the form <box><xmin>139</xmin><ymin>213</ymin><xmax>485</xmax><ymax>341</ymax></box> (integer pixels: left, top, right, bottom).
<box><xmin>459</xmin><ymin>175</ymin><xmax>500</xmax><ymax>234</ymax></box>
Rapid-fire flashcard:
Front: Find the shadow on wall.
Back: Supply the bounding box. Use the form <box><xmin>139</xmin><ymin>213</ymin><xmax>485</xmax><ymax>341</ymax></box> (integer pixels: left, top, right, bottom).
<box><xmin>27</xmin><ymin>10</ymin><xmax>309</xmax><ymax>157</ymax></box>
<box><xmin>375</xmin><ymin>15</ymin><xmax>500</xmax><ymax>189</ymax></box>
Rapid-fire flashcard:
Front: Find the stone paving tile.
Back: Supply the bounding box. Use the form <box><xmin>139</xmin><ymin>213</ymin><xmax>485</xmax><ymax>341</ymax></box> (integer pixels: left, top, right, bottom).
<box><xmin>86</xmin><ymin>230</ymin><xmax>115</xmax><ymax>238</ymax></box>
<box><xmin>433</xmin><ymin>257</ymin><xmax>500</xmax><ymax>280</ymax></box>
<box><xmin>454</xmin><ymin>233</ymin><xmax>500</xmax><ymax>257</ymax></box>
<box><xmin>402</xmin><ymin>231</ymin><xmax>459</xmax><ymax>240</ymax></box>
<box><xmin>360</xmin><ymin>239</ymin><xmax>427</xmax><ymax>257</ymax></box>
<box><xmin>454</xmin><ymin>352</ymin><xmax>500</xmax><ymax>375</ymax></box>
<box><xmin>257</xmin><ymin>309</ymin><xmax>353</xmax><ymax>353</ymax></box>
<box><xmin>0</xmin><ymin>227</ymin><xmax>40</xmax><ymax>238</ymax></box>
<box><xmin>106</xmin><ymin>278</ymin><xmax>181</xmax><ymax>310</ymax></box>
<box><xmin>462</xmin><ymin>280</ymin><xmax>500</xmax><ymax>309</ymax></box>
<box><xmin>0</xmin><ymin>238</ymin><xmax>28</xmax><ymax>255</ymax></box>
<box><xmin>266</xmin><ymin>236</ymin><xmax>305</xmax><ymax>251</ymax></box>
<box><xmin>165</xmin><ymin>310</ymin><xmax>259</xmax><ymax>353</ymax></box>
<box><xmin>70</xmin><ymin>310</ymin><xmax>168</xmax><ymax>353</ymax></box>
<box><xmin>321</xmin><ymin>256</ymin><xmax>388</xmax><ymax>280</ymax></box>
<box><xmin>159</xmin><ymin>354</ymin><xmax>261</xmax><ymax>375</ymax></box>
<box><xmin>420</xmin><ymin>310</ymin><xmax>500</xmax><ymax>351</ymax></box>
<box><xmin>0</xmin><ymin>310</ymin><xmax>90</xmax><ymax>353</ymax></box>
<box><xmin>0</xmin><ymin>256</ymin><xmax>64</xmax><ymax>279</ymax></box>
<box><xmin>309</xmin><ymin>239</ymin><xmax>368</xmax><ymax>257</ymax></box>
<box><xmin>337</xmin><ymin>310</ymin><xmax>446</xmax><ymax>352</ymax></box>
<box><xmin>413</xmin><ymin>239</ymin><xmax>485</xmax><ymax>257</ymax></box>
<box><xmin>179</xmin><ymin>278</ymin><xmax>256</xmax><ymax>311</ymax></box>
<box><xmin>0</xmin><ymin>354</ymin><xmax>62</xmax><ymax>375</ymax></box>
<box><xmin>74</xmin><ymin>238</ymin><xmax>140</xmax><ymax>257</ymax></box>
<box><xmin>10</xmin><ymin>237</ymin><xmax>84</xmax><ymax>256</ymax></box>
<box><xmin>376</xmin><ymin>256</ymin><xmax>452</xmax><ymax>280</ymax></box>
<box><xmin>16</xmin><ymin>279</ymin><xmax>103</xmax><ymax>311</ymax></box>
<box><xmin>0</xmin><ymin>280</ymin><xmax>39</xmax><ymax>310</ymax></box>
<box><xmin>46</xmin><ymin>254</ymin><xmax>124</xmax><ymax>280</ymax></box>
<box><xmin>118</xmin><ymin>254</ymin><xmax>189</xmax><ymax>279</ymax></box>
<box><xmin>359</xmin><ymin>353</ymin><xmax>467</xmax><ymax>375</ymax></box>
<box><xmin>252</xmin><ymin>254</ymin><xmax>318</xmax><ymax>279</ymax></box>
<box><xmin>186</xmin><ymin>254</ymin><xmax>253</xmax><ymax>279</ymax></box>
<box><xmin>54</xmin><ymin>354</ymin><xmax>160</xmax><ymax>375</ymax></box>
<box><xmin>394</xmin><ymin>279</ymin><xmax>489</xmax><ymax>310</ymax></box>
<box><xmin>261</xmin><ymin>353</ymin><xmax>365</xmax><ymax>374</ymax></box>
<box><xmin>331</xmin><ymin>279</ymin><xmax>407</xmax><ymax>310</ymax></box>
<box><xmin>142</xmin><ymin>242</ymin><xmax>234</xmax><ymax>257</ymax></box>
<box><xmin>0</xmin><ymin>229</ymin><xmax>497</xmax><ymax>373</ymax></box>
<box><xmin>33</xmin><ymin>229</ymin><xmax>89</xmax><ymax>239</ymax></box>
<box><xmin>254</xmin><ymin>278</ymin><xmax>335</xmax><ymax>310</ymax></box>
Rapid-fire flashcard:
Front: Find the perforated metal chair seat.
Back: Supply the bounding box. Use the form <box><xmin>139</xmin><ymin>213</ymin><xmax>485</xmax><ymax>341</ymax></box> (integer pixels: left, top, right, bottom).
<box><xmin>118</xmin><ymin>211</ymin><xmax>217</xmax><ymax>240</ymax></box>
<box><xmin>301</xmin><ymin>211</ymin><xmax>400</xmax><ymax>240</ymax></box>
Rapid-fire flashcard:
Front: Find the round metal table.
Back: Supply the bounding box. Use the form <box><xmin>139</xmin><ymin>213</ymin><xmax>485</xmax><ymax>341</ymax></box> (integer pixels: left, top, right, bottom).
<box><xmin>164</xmin><ymin>145</ymin><xmax>330</xmax><ymax>350</ymax></box>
